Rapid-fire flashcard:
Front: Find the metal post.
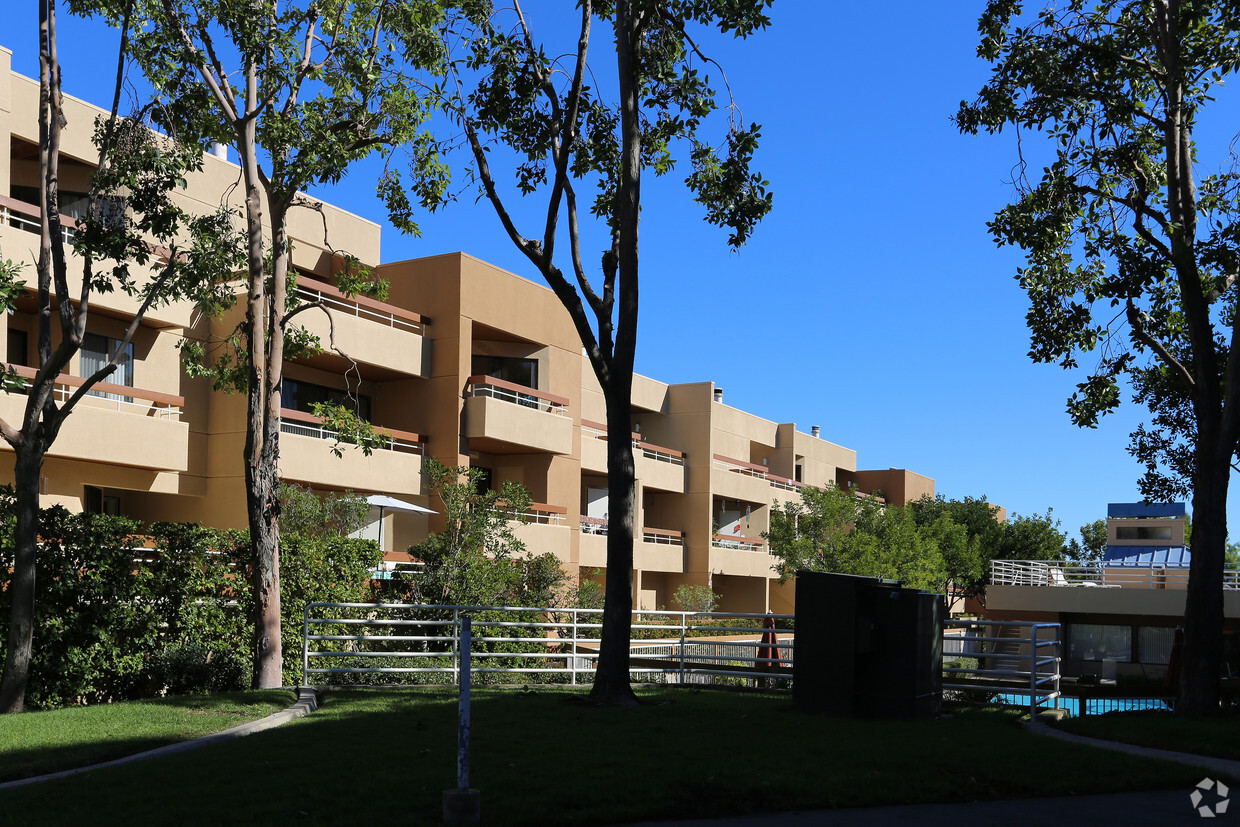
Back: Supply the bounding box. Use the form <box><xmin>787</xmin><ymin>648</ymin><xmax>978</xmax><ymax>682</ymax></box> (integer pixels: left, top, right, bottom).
<box><xmin>679</xmin><ymin>613</ymin><xmax>687</xmax><ymax>685</ymax></box>
<box><xmin>571</xmin><ymin>609</ymin><xmax>578</xmax><ymax>686</ymax></box>
<box><xmin>302</xmin><ymin>603</ymin><xmax>311</xmax><ymax>687</ymax></box>
<box><xmin>1029</xmin><ymin>625</ymin><xmax>1038</xmax><ymax>718</ymax></box>
<box><xmin>452</xmin><ymin>608</ymin><xmax>460</xmax><ymax>686</ymax></box>
<box><xmin>444</xmin><ymin>614</ymin><xmax>480</xmax><ymax>825</ymax></box>
<box><xmin>458</xmin><ymin>614</ymin><xmax>472</xmax><ymax>790</ymax></box>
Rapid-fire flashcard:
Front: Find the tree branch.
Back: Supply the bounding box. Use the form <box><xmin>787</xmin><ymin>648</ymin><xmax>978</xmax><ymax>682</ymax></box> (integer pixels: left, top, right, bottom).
<box><xmin>1127</xmin><ymin>299</ymin><xmax>1195</xmax><ymax>389</ymax></box>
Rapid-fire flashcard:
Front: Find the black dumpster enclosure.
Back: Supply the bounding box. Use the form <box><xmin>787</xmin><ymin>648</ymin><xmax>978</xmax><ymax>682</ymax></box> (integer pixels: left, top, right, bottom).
<box><xmin>793</xmin><ymin>571</ymin><xmax>944</xmax><ymax>718</ymax></box>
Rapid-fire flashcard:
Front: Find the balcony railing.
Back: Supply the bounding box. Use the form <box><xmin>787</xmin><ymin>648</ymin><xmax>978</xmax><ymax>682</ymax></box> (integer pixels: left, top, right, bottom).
<box><xmin>279</xmin><ymin>407</ymin><xmax>424</xmax><ymax>454</ymax></box>
<box><xmin>990</xmin><ymin>559</ymin><xmax>1240</xmax><ymax>589</ymax></box>
<box><xmin>0</xmin><ymin>194</ymin><xmax>78</xmax><ymax>244</ymax></box>
<box><xmin>467</xmin><ymin>375</ymin><xmax>569</xmax><ymax>417</ymax></box>
<box><xmin>503</xmin><ymin>502</ymin><xmax>568</xmax><ymax>525</ymax></box>
<box><xmin>580</xmin><ymin>419</ymin><xmax>685</xmax><ymax>465</ymax></box>
<box><xmin>643</xmin><ymin>527</ymin><xmax>684</xmax><ymax>546</ymax></box>
<box><xmin>711</xmin><ymin>533</ymin><xmax>766</xmax><ymax>552</ymax></box>
<box><xmin>295</xmin><ymin>276</ymin><xmax>427</xmax><ymax>335</ymax></box>
<box><xmin>713</xmin><ymin>453</ymin><xmax>803</xmax><ymax>491</ymax></box>
<box><xmin>4</xmin><ymin>363</ymin><xmax>183</xmax><ymax>420</ymax></box>
<box><xmin>581</xmin><ymin>515</ymin><xmax>609</xmax><ymax>535</ymax></box>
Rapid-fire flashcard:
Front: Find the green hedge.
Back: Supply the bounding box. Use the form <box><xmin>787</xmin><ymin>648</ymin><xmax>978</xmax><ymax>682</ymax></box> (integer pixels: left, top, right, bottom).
<box><xmin>0</xmin><ymin>494</ymin><xmax>380</xmax><ymax>709</ymax></box>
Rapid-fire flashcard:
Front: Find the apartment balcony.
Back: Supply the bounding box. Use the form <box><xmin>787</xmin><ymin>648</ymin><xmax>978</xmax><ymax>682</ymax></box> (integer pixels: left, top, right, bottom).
<box><xmin>0</xmin><ymin>195</ymin><xmax>194</xmax><ymax>329</ymax></box>
<box><xmin>0</xmin><ymin>365</ymin><xmax>188</xmax><ymax>470</ymax></box>
<box><xmin>294</xmin><ymin>277</ymin><xmax>430</xmax><ymax>377</ymax></box>
<box><xmin>712</xmin><ymin>453</ymin><xmax>807</xmax><ymax>505</ymax></box>
<box><xmin>464</xmin><ymin>376</ymin><xmax>572</xmax><ymax>455</ymax></box>
<box><xmin>637</xmin><ymin>527</ymin><xmax>685</xmax><ymax>572</ymax></box>
<box><xmin>577</xmin><ymin>518</ymin><xmax>684</xmax><ymax>572</ymax></box>
<box><xmin>579</xmin><ymin>420</ymin><xmax>686</xmax><ymax>492</ymax></box>
<box><xmin>507</xmin><ymin>502</ymin><xmax>571</xmax><ymax>564</ymax></box>
<box><xmin>710</xmin><ymin>533</ymin><xmax>776</xmax><ymax>578</ymax></box>
<box><xmin>278</xmin><ymin>408</ymin><xmax>424</xmax><ymax>498</ymax></box>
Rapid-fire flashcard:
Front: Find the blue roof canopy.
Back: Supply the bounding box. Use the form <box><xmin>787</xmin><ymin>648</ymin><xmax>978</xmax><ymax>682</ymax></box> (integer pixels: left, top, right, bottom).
<box><xmin>1103</xmin><ymin>544</ymin><xmax>1191</xmax><ymax>567</ymax></box>
<box><xmin>1107</xmin><ymin>502</ymin><xmax>1186</xmax><ymax>518</ymax></box>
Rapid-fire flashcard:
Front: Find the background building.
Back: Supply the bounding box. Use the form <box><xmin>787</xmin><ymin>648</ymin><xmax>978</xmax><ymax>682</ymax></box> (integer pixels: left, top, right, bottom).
<box><xmin>0</xmin><ymin>47</ymin><xmax>933</xmax><ymax>614</ymax></box>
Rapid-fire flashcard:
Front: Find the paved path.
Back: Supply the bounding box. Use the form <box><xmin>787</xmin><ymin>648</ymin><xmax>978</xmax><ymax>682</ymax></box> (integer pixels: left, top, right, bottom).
<box><xmin>0</xmin><ymin>686</ymin><xmax>317</xmax><ymax>791</ymax></box>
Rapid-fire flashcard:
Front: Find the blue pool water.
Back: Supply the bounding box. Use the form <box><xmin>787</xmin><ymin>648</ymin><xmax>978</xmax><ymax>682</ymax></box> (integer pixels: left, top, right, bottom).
<box><xmin>997</xmin><ymin>694</ymin><xmax>1172</xmax><ymax>716</ymax></box>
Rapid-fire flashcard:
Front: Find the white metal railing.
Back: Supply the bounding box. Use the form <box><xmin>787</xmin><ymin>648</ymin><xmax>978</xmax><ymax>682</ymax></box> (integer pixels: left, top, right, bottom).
<box><xmin>582</xmin><ymin>423</ymin><xmax>607</xmax><ymax>441</ymax></box>
<box><xmin>64</xmin><ymin>383</ymin><xmax>182</xmax><ymax>420</ymax></box>
<box><xmin>643</xmin><ymin>528</ymin><xmax>683</xmax><ymax>546</ymax></box>
<box><xmin>2</xmin><ymin>201</ymin><xmax>77</xmax><ymax>243</ymax></box>
<box><xmin>713</xmin><ymin>455</ymin><xmax>767</xmax><ymax>478</ymax></box>
<box><xmin>711</xmin><ymin>534</ymin><xmax>766</xmax><ymax>552</ymax></box>
<box><xmin>990</xmin><ymin>559</ymin><xmax>1240</xmax><ymax>590</ymax></box>
<box><xmin>636</xmin><ymin>441</ymin><xmax>685</xmax><ymax>466</ymax></box>
<box><xmin>712</xmin><ymin>453</ymin><xmax>801</xmax><ymax>492</ymax></box>
<box><xmin>302</xmin><ymin>603</ymin><xmax>794</xmax><ymax>687</ymax></box>
<box><xmin>294</xmin><ymin>285</ymin><xmax>424</xmax><ymax>334</ymax></box>
<box><xmin>468</xmin><ymin>378</ymin><xmax>569</xmax><ymax>416</ymax></box>
<box><xmin>941</xmin><ymin>620</ymin><xmax>1061</xmax><ymax>717</ymax></box>
<box><xmin>503</xmin><ymin>506</ymin><xmax>566</xmax><ymax>526</ymax></box>
<box><xmin>580</xmin><ymin>516</ymin><xmax>609</xmax><ymax>535</ymax></box>
<box><xmin>279</xmin><ymin>419</ymin><xmax>423</xmax><ymax>454</ymax></box>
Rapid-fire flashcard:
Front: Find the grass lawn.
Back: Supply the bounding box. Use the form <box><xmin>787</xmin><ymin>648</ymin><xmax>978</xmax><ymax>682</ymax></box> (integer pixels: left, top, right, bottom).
<box><xmin>1057</xmin><ymin>710</ymin><xmax>1240</xmax><ymax>761</ymax></box>
<box><xmin>0</xmin><ymin>690</ymin><xmax>296</xmax><ymax>783</ymax></box>
<box><xmin>0</xmin><ymin>686</ymin><xmax>1221</xmax><ymax>825</ymax></box>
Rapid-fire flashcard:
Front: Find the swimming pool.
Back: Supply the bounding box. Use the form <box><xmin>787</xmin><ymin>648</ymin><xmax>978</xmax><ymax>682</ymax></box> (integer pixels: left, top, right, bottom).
<box><xmin>997</xmin><ymin>693</ymin><xmax>1172</xmax><ymax>716</ymax></box>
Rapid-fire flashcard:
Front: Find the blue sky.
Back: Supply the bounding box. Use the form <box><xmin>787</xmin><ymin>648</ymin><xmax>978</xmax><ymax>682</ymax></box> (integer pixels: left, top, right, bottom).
<box><xmin>10</xmin><ymin>3</ymin><xmax>1240</xmax><ymax>545</ymax></box>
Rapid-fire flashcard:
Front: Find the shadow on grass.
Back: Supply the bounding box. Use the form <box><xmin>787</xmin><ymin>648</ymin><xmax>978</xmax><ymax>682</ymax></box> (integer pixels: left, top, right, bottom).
<box><xmin>0</xmin><ymin>687</ymin><xmax>1223</xmax><ymax>827</ymax></box>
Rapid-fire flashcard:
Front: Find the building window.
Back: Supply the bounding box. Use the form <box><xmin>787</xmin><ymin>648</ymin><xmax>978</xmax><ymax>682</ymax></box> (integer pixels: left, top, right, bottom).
<box><xmin>282</xmin><ymin>378</ymin><xmax>371</xmax><ymax>421</ymax></box>
<box><xmin>7</xmin><ymin>329</ymin><xmax>27</xmax><ymax>367</ymax></box>
<box><xmin>1115</xmin><ymin>525</ymin><xmax>1173</xmax><ymax>541</ymax></box>
<box><xmin>84</xmin><ymin>485</ymin><xmax>121</xmax><ymax>516</ymax></box>
<box><xmin>1138</xmin><ymin>627</ymin><xmax>1175</xmax><ymax>665</ymax></box>
<box><xmin>473</xmin><ymin>355</ymin><xmax>538</xmax><ymax>389</ymax></box>
<box><xmin>81</xmin><ymin>332</ymin><xmax>133</xmax><ymax>401</ymax></box>
<box><xmin>1067</xmin><ymin>624</ymin><xmax>1132</xmax><ymax>662</ymax></box>
<box><xmin>472</xmin><ymin>467</ymin><xmax>492</xmax><ymax>496</ymax></box>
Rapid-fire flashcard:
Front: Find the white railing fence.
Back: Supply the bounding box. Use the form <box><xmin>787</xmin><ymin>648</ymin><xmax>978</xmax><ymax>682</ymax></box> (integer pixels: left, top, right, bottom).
<box><xmin>294</xmin><ymin>285</ymin><xmax>424</xmax><ymax>334</ymax></box>
<box><xmin>280</xmin><ymin>419</ymin><xmax>423</xmax><ymax>455</ymax></box>
<box><xmin>302</xmin><ymin>603</ymin><xmax>793</xmax><ymax>687</ymax></box>
<box><xmin>991</xmin><ymin>559</ymin><xmax>1240</xmax><ymax>590</ymax></box>
<box><xmin>941</xmin><ymin>620</ymin><xmax>1061</xmax><ymax>717</ymax></box>
<box><xmin>303</xmin><ymin>604</ymin><xmax>1061</xmax><ymax>715</ymax></box>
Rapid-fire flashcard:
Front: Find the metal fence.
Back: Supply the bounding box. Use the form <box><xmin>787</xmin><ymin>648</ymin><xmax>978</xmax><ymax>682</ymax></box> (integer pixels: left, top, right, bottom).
<box><xmin>302</xmin><ymin>603</ymin><xmax>793</xmax><ymax>687</ymax></box>
<box><xmin>303</xmin><ymin>604</ymin><xmax>1063</xmax><ymax>716</ymax></box>
<box><xmin>941</xmin><ymin>620</ymin><xmax>1062</xmax><ymax>716</ymax></box>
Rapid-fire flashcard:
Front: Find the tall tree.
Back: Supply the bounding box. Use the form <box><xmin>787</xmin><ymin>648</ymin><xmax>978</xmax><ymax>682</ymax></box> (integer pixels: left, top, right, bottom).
<box><xmin>957</xmin><ymin>0</ymin><xmax>1240</xmax><ymax>712</ymax></box>
<box><xmin>132</xmin><ymin>0</ymin><xmax>450</xmax><ymax>687</ymax></box>
<box><xmin>0</xmin><ymin>0</ymin><xmax>239</xmax><ymax>712</ymax></box>
<box><xmin>388</xmin><ymin>0</ymin><xmax>773</xmax><ymax>706</ymax></box>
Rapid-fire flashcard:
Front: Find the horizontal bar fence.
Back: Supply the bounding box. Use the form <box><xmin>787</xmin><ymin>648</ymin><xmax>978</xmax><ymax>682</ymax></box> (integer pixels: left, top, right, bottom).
<box><xmin>991</xmin><ymin>558</ymin><xmax>1240</xmax><ymax>590</ymax></box>
<box><xmin>303</xmin><ymin>605</ymin><xmax>1063</xmax><ymax>716</ymax></box>
<box><xmin>302</xmin><ymin>603</ymin><xmax>794</xmax><ymax>688</ymax></box>
<box><xmin>941</xmin><ymin>619</ymin><xmax>1061</xmax><ymax>717</ymax></box>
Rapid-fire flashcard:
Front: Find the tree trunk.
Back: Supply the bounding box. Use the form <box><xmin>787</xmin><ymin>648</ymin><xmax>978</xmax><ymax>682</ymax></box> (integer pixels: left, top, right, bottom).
<box><xmin>1180</xmin><ymin>450</ymin><xmax>1228</xmax><ymax>714</ymax></box>
<box><xmin>589</xmin><ymin>382</ymin><xmax>639</xmax><ymax>706</ymax></box>
<box><xmin>247</xmin><ymin>454</ymin><xmax>283</xmax><ymax>688</ymax></box>
<box><xmin>0</xmin><ymin>447</ymin><xmax>43</xmax><ymax>713</ymax></box>
<box><xmin>584</xmin><ymin>0</ymin><xmax>642</xmax><ymax>708</ymax></box>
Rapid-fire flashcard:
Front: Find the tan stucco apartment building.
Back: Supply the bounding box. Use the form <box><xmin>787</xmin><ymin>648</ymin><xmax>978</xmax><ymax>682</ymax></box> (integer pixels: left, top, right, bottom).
<box><xmin>0</xmin><ymin>47</ymin><xmax>934</xmax><ymax>614</ymax></box>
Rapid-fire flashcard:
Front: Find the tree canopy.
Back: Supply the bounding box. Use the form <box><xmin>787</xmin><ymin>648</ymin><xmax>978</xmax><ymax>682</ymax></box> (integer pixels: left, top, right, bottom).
<box><xmin>957</xmin><ymin>0</ymin><xmax>1240</xmax><ymax>712</ymax></box>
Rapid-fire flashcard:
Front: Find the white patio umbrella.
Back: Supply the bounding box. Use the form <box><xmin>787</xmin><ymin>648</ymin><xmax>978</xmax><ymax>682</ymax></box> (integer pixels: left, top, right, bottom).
<box><xmin>364</xmin><ymin>494</ymin><xmax>437</xmax><ymax>551</ymax></box>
